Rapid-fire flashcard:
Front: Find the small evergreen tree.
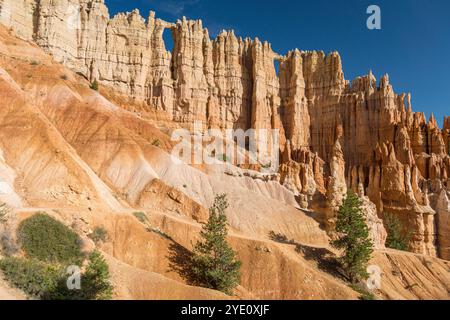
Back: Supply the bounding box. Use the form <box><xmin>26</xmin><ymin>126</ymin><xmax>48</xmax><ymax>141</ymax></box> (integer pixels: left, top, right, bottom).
<box><xmin>191</xmin><ymin>194</ymin><xmax>241</xmax><ymax>295</ymax></box>
<box><xmin>80</xmin><ymin>250</ymin><xmax>113</xmax><ymax>300</ymax></box>
<box><xmin>43</xmin><ymin>250</ymin><xmax>113</xmax><ymax>300</ymax></box>
<box><xmin>331</xmin><ymin>191</ymin><xmax>374</xmax><ymax>283</ymax></box>
<box><xmin>384</xmin><ymin>213</ymin><xmax>410</xmax><ymax>251</ymax></box>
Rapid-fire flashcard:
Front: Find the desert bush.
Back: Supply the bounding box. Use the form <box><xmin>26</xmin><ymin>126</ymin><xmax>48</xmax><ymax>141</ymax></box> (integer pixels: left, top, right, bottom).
<box><xmin>218</xmin><ymin>154</ymin><xmax>229</xmax><ymax>163</ymax></box>
<box><xmin>133</xmin><ymin>212</ymin><xmax>148</xmax><ymax>224</ymax></box>
<box><xmin>0</xmin><ymin>252</ymin><xmax>113</xmax><ymax>300</ymax></box>
<box><xmin>152</xmin><ymin>139</ymin><xmax>161</xmax><ymax>147</ymax></box>
<box><xmin>0</xmin><ymin>257</ymin><xmax>60</xmax><ymax>298</ymax></box>
<box><xmin>1</xmin><ymin>214</ymin><xmax>114</xmax><ymax>300</ymax></box>
<box><xmin>88</xmin><ymin>227</ymin><xmax>108</xmax><ymax>243</ymax></box>
<box><xmin>269</xmin><ymin>231</ymin><xmax>296</xmax><ymax>245</ymax></box>
<box><xmin>90</xmin><ymin>79</ymin><xmax>99</xmax><ymax>91</ymax></box>
<box><xmin>147</xmin><ymin>227</ymin><xmax>172</xmax><ymax>240</ymax></box>
<box><xmin>18</xmin><ymin>213</ymin><xmax>83</xmax><ymax>264</ymax></box>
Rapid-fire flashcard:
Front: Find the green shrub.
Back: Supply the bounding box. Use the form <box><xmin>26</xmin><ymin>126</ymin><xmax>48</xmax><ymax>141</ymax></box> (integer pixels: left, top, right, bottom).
<box><xmin>0</xmin><ymin>257</ymin><xmax>60</xmax><ymax>298</ymax></box>
<box><xmin>384</xmin><ymin>213</ymin><xmax>410</xmax><ymax>251</ymax></box>
<box><xmin>218</xmin><ymin>154</ymin><xmax>229</xmax><ymax>163</ymax></box>
<box><xmin>81</xmin><ymin>250</ymin><xmax>113</xmax><ymax>300</ymax></box>
<box><xmin>88</xmin><ymin>227</ymin><xmax>108</xmax><ymax>243</ymax></box>
<box><xmin>133</xmin><ymin>212</ymin><xmax>148</xmax><ymax>224</ymax></box>
<box><xmin>152</xmin><ymin>139</ymin><xmax>161</xmax><ymax>147</ymax></box>
<box><xmin>90</xmin><ymin>79</ymin><xmax>99</xmax><ymax>91</ymax></box>
<box><xmin>147</xmin><ymin>227</ymin><xmax>172</xmax><ymax>241</ymax></box>
<box><xmin>18</xmin><ymin>213</ymin><xmax>83</xmax><ymax>264</ymax></box>
<box><xmin>261</xmin><ymin>162</ymin><xmax>272</xmax><ymax>169</ymax></box>
<box><xmin>190</xmin><ymin>194</ymin><xmax>241</xmax><ymax>295</ymax></box>
<box><xmin>350</xmin><ymin>283</ymin><xmax>376</xmax><ymax>300</ymax></box>
<box><xmin>30</xmin><ymin>60</ymin><xmax>39</xmax><ymax>66</ymax></box>
<box><xmin>44</xmin><ymin>250</ymin><xmax>113</xmax><ymax>300</ymax></box>
<box><xmin>0</xmin><ymin>253</ymin><xmax>114</xmax><ymax>300</ymax></box>
<box><xmin>2</xmin><ymin>214</ymin><xmax>114</xmax><ymax>300</ymax></box>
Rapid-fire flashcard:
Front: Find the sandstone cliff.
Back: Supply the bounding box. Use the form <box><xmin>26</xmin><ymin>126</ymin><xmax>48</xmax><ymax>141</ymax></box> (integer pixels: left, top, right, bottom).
<box><xmin>0</xmin><ymin>22</ymin><xmax>449</xmax><ymax>300</ymax></box>
<box><xmin>1</xmin><ymin>0</ymin><xmax>449</xmax><ymax>259</ymax></box>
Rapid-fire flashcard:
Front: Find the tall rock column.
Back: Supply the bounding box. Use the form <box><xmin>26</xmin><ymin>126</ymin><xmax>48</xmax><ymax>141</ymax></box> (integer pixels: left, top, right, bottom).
<box><xmin>436</xmin><ymin>191</ymin><xmax>450</xmax><ymax>259</ymax></box>
<box><xmin>172</xmin><ymin>17</ymin><xmax>209</xmax><ymax>126</ymax></box>
<box><xmin>251</xmin><ymin>39</ymin><xmax>280</xmax><ymax>131</ymax></box>
<box><xmin>444</xmin><ymin>117</ymin><xmax>450</xmax><ymax>158</ymax></box>
<box><xmin>279</xmin><ymin>49</ymin><xmax>310</xmax><ymax>151</ymax></box>
<box><xmin>325</xmin><ymin>133</ymin><xmax>347</xmax><ymax>232</ymax></box>
<box><xmin>210</xmin><ymin>31</ymin><xmax>253</xmax><ymax>130</ymax></box>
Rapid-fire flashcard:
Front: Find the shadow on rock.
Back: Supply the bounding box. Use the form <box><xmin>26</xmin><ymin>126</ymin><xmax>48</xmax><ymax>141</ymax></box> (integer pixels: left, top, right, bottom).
<box><xmin>269</xmin><ymin>231</ymin><xmax>346</xmax><ymax>281</ymax></box>
<box><xmin>167</xmin><ymin>242</ymin><xmax>197</xmax><ymax>285</ymax></box>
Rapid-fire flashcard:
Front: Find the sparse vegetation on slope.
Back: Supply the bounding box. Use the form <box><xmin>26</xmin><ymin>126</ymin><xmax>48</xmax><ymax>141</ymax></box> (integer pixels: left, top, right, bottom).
<box><xmin>90</xmin><ymin>79</ymin><xmax>99</xmax><ymax>91</ymax></box>
<box><xmin>88</xmin><ymin>227</ymin><xmax>108</xmax><ymax>244</ymax></box>
<box><xmin>44</xmin><ymin>250</ymin><xmax>113</xmax><ymax>300</ymax></box>
<box><xmin>350</xmin><ymin>283</ymin><xmax>376</xmax><ymax>300</ymax></box>
<box><xmin>0</xmin><ymin>213</ymin><xmax>113</xmax><ymax>300</ymax></box>
<box><xmin>0</xmin><ymin>257</ymin><xmax>60</xmax><ymax>298</ymax></box>
<box><xmin>133</xmin><ymin>212</ymin><xmax>148</xmax><ymax>224</ymax></box>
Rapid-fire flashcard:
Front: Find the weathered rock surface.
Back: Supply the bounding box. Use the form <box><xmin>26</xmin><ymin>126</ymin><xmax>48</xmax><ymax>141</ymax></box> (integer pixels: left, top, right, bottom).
<box><xmin>0</xmin><ymin>23</ymin><xmax>449</xmax><ymax>300</ymax></box>
<box><xmin>436</xmin><ymin>190</ymin><xmax>450</xmax><ymax>260</ymax></box>
<box><xmin>0</xmin><ymin>0</ymin><xmax>449</xmax><ymax>259</ymax></box>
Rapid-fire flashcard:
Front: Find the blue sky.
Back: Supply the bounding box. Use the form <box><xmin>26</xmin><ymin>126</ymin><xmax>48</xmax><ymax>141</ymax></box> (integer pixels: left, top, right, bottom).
<box><xmin>106</xmin><ymin>0</ymin><xmax>450</xmax><ymax>127</ymax></box>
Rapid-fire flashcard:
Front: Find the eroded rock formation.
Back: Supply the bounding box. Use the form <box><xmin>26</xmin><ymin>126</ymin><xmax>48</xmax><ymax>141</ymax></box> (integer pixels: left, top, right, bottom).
<box><xmin>1</xmin><ymin>0</ymin><xmax>449</xmax><ymax>258</ymax></box>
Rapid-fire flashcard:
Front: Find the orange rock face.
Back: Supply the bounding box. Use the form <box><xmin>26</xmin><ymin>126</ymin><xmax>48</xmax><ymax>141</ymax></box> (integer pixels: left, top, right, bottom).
<box><xmin>1</xmin><ymin>0</ymin><xmax>449</xmax><ymax>259</ymax></box>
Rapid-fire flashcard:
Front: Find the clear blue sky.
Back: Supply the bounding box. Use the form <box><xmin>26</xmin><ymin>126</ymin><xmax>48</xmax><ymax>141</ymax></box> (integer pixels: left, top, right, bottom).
<box><xmin>106</xmin><ymin>0</ymin><xmax>450</xmax><ymax>127</ymax></box>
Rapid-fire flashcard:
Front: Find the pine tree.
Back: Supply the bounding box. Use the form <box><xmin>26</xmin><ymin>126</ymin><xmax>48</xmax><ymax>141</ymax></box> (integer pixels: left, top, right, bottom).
<box><xmin>81</xmin><ymin>250</ymin><xmax>113</xmax><ymax>300</ymax></box>
<box><xmin>331</xmin><ymin>191</ymin><xmax>374</xmax><ymax>283</ymax></box>
<box><xmin>43</xmin><ymin>250</ymin><xmax>113</xmax><ymax>300</ymax></box>
<box><xmin>384</xmin><ymin>213</ymin><xmax>410</xmax><ymax>251</ymax></box>
<box><xmin>191</xmin><ymin>194</ymin><xmax>241</xmax><ymax>295</ymax></box>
